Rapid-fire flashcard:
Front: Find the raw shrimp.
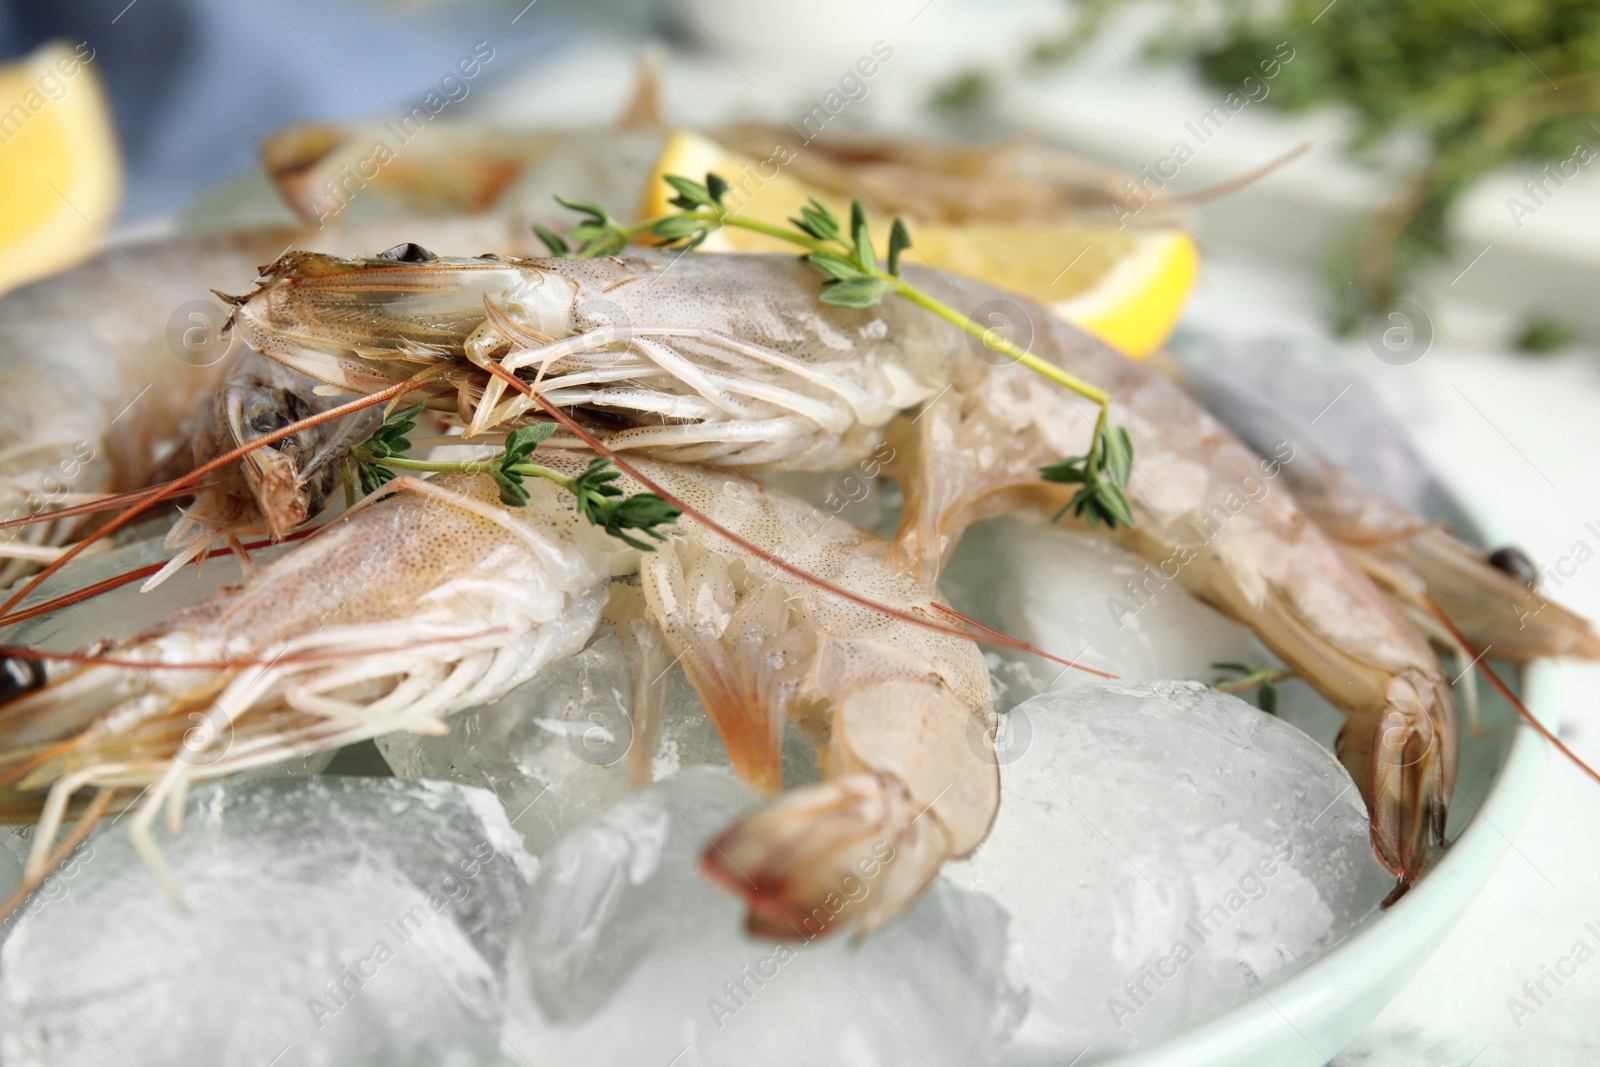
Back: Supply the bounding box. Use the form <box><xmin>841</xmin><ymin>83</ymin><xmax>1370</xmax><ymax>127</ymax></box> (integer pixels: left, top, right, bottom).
<box><xmin>0</xmin><ymin>470</ymin><xmax>616</xmax><ymax>897</ymax></box>
<box><xmin>259</xmin><ymin>116</ymin><xmax>1174</xmax><ymax>233</ymax></box>
<box><xmin>0</xmin><ymin>452</ymin><xmax>996</xmax><ymax>936</ymax></box>
<box><xmin>713</xmin><ymin>121</ymin><xmax>1178</xmax><ymax>227</ymax></box>
<box><xmin>0</xmin><ymin>219</ymin><xmax>530</xmax><ymax>586</ymax></box>
<box><xmin>228</xmin><ymin>248</ymin><xmax>1507</xmax><ymax>887</ymax></box>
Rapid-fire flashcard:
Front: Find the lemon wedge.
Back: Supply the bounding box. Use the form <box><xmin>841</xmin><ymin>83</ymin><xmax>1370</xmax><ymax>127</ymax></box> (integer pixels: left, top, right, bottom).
<box><xmin>911</xmin><ymin>223</ymin><xmax>1199</xmax><ymax>358</ymax></box>
<box><xmin>0</xmin><ymin>40</ymin><xmax>122</xmax><ymax>296</ymax></box>
<box><xmin>638</xmin><ymin>130</ymin><xmax>1197</xmax><ymax>358</ymax></box>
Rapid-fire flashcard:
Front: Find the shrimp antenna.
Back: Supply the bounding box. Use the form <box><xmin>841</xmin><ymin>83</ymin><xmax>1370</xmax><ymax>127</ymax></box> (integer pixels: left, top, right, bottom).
<box><xmin>932</xmin><ymin>603</ymin><xmax>1116</xmax><ymax>679</ymax></box>
<box><xmin>1165</xmin><ymin>141</ymin><xmax>1313</xmax><ymax>206</ymax></box>
<box><xmin>0</xmin><ymin>482</ymin><xmax>212</xmax><ymax>533</ymax></box>
<box><xmin>0</xmin><ymin>529</ymin><xmax>324</xmax><ymax>629</ymax></box>
<box><xmin>1426</xmin><ymin>597</ymin><xmax>1600</xmax><ymax>788</ymax></box>
<box><xmin>0</xmin><ymin>630</ymin><xmax>508</xmax><ymax>673</ymax></box>
<box><xmin>478</xmin><ymin>352</ymin><xmax>1108</xmax><ymax>676</ymax></box>
<box><xmin>0</xmin><ymin>380</ymin><xmax>416</xmax><ymax>620</ymax></box>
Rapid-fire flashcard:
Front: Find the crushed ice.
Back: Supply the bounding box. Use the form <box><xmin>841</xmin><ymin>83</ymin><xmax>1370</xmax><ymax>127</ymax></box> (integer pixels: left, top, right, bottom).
<box><xmin>0</xmin><ymin>508</ymin><xmax>1395</xmax><ymax>1065</ymax></box>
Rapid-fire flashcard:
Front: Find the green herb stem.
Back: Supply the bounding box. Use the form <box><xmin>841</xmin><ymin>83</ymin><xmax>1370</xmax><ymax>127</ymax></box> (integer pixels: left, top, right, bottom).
<box><xmin>887</xmin><ymin>279</ymin><xmax>1112</xmax><ymax>409</ymax></box>
<box><xmin>649</xmin><ymin>210</ymin><xmax>1118</xmax><ymax>417</ymax></box>
<box><xmin>374</xmin><ymin>454</ymin><xmax>584</xmax><ymax>495</ymax></box>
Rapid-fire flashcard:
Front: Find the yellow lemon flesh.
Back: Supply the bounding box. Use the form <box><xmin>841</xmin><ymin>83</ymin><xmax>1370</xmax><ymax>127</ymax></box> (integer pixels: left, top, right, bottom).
<box><xmin>639</xmin><ymin>130</ymin><xmax>1197</xmax><ymax>358</ymax></box>
<box><xmin>913</xmin><ymin>224</ymin><xmax>1201</xmax><ymax>359</ymax></box>
<box><xmin>0</xmin><ymin>40</ymin><xmax>122</xmax><ymax>297</ymax></box>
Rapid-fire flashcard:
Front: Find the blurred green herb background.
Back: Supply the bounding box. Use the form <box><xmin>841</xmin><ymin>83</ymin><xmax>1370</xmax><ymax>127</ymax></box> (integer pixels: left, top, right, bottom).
<box><xmin>936</xmin><ymin>0</ymin><xmax>1600</xmax><ymax>340</ymax></box>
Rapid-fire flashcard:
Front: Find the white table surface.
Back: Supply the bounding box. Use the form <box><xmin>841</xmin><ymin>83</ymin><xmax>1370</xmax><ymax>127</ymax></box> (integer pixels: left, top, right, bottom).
<box><xmin>475</xmin><ymin>7</ymin><xmax>1600</xmax><ymax>1061</ymax></box>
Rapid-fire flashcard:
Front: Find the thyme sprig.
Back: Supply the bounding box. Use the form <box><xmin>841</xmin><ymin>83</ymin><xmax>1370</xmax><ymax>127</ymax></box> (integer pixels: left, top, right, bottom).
<box><xmin>534</xmin><ymin>174</ymin><xmax>1137</xmax><ymax>529</ymax></box>
<box><xmin>1040</xmin><ymin>422</ymin><xmax>1134</xmax><ymax>529</ymax></box>
<box><xmin>352</xmin><ymin>411</ymin><xmax>681</xmax><ymax>551</ymax></box>
<box><xmin>353</xmin><ymin>404</ymin><xmax>422</xmax><ymax>495</ymax></box>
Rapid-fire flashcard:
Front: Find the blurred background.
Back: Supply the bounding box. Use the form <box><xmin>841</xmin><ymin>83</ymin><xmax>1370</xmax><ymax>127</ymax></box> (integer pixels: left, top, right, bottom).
<box><xmin>3</xmin><ymin>1</ymin><xmax>1598</xmax><ymax>1063</ymax></box>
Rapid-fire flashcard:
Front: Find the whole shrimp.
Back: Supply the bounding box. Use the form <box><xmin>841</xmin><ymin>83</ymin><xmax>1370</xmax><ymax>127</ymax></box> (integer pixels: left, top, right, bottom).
<box><xmin>224</xmin><ymin>247</ymin><xmax>1600</xmax><ymax>890</ymax></box>
<box><xmin>0</xmin><ymin>452</ymin><xmax>996</xmax><ymax>936</ymax></box>
<box><xmin>0</xmin><ymin>469</ymin><xmax>616</xmax><ymax>897</ymax></box>
<box><xmin>259</xmin><ymin>116</ymin><xmax>1171</xmax><ymax>233</ymax></box>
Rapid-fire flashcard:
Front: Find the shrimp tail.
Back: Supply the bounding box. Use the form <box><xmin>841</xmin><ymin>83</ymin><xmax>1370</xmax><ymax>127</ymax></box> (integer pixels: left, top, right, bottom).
<box><xmin>702</xmin><ymin>771</ymin><xmax>948</xmax><ymax>938</ymax></box>
<box><xmin>1380</xmin><ymin>526</ymin><xmax>1600</xmax><ymax>662</ymax></box>
<box><xmin>639</xmin><ymin>539</ymin><xmax>804</xmax><ymax>795</ymax></box>
<box><xmin>1339</xmin><ymin>667</ymin><xmax>1456</xmax><ymax>892</ymax></box>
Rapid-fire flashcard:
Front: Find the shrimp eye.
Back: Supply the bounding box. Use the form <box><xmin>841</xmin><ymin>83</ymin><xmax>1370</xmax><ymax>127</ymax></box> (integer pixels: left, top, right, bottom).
<box><xmin>0</xmin><ymin>655</ymin><xmax>46</xmax><ymax>705</ymax></box>
<box><xmin>377</xmin><ymin>243</ymin><xmax>436</xmax><ymax>263</ymax></box>
<box><xmin>1487</xmin><ymin>546</ymin><xmax>1538</xmax><ymax>589</ymax></box>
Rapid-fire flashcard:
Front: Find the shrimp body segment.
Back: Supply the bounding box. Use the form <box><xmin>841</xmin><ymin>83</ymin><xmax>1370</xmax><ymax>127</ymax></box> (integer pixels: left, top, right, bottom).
<box><xmin>229</xmin><ymin>250</ymin><xmax>950</xmax><ymax>466</ymax></box>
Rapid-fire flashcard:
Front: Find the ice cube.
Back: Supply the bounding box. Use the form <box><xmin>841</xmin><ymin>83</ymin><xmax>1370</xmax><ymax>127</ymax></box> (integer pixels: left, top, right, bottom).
<box><xmin>939</xmin><ymin>518</ymin><xmax>1270</xmax><ymax>704</ymax></box>
<box><xmin>377</xmin><ymin>631</ymin><xmax>650</xmax><ymax>856</ymax></box>
<box><xmin>500</xmin><ymin>766</ymin><xmax>1028</xmax><ymax>1067</ymax></box>
<box><xmin>377</xmin><ymin>632</ymin><xmax>819</xmax><ymax>855</ymax></box>
<box><xmin>942</xmin><ymin>681</ymin><xmax>1394</xmax><ymax>1063</ymax></box>
<box><xmin>0</xmin><ymin>776</ymin><xmax>536</xmax><ymax>1067</ymax></box>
